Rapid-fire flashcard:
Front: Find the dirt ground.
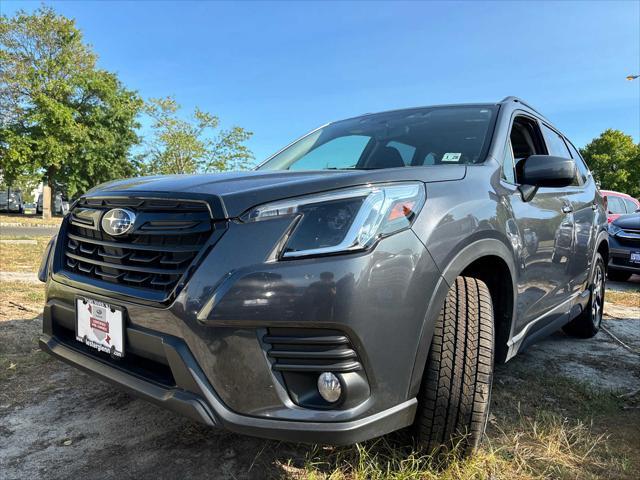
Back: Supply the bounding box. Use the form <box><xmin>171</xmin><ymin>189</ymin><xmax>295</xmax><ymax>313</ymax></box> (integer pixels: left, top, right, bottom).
<box><xmin>0</xmin><ymin>284</ymin><xmax>638</xmax><ymax>479</ymax></box>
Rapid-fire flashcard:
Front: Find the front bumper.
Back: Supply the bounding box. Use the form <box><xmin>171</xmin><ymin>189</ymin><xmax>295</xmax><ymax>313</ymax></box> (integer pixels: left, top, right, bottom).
<box><xmin>39</xmin><ymin>332</ymin><xmax>416</xmax><ymax>444</ymax></box>
<box><xmin>41</xmin><ymin>219</ymin><xmax>440</xmax><ymax>444</ymax></box>
<box><xmin>608</xmin><ymin>235</ymin><xmax>640</xmax><ymax>274</ymax></box>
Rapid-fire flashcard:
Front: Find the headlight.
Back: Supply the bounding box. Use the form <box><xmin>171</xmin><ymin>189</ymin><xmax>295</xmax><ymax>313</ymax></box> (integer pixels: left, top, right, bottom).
<box><xmin>608</xmin><ymin>224</ymin><xmax>621</xmax><ymax>236</ymax></box>
<box><xmin>243</xmin><ymin>183</ymin><xmax>425</xmax><ymax>259</ymax></box>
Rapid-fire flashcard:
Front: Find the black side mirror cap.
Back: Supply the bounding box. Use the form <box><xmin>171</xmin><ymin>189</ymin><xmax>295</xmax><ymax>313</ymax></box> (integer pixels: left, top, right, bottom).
<box><xmin>520</xmin><ymin>155</ymin><xmax>577</xmax><ymax>188</ymax></box>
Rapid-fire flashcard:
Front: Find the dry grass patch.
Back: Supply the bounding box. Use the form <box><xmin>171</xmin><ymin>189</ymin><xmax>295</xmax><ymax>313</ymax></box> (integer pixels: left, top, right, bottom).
<box><xmin>291</xmin><ymin>413</ymin><xmax>630</xmax><ymax>480</ymax></box>
<box><xmin>606</xmin><ymin>290</ymin><xmax>640</xmax><ymax>308</ymax></box>
<box><xmin>0</xmin><ymin>236</ymin><xmax>51</xmax><ymax>272</ymax></box>
<box><xmin>0</xmin><ymin>281</ymin><xmax>45</xmax><ymax>321</ymax></box>
<box><xmin>0</xmin><ymin>214</ymin><xmax>62</xmax><ymax>226</ymax></box>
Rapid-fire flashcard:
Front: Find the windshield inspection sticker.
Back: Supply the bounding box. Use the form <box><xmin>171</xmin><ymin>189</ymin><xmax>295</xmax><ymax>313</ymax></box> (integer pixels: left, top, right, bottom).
<box><xmin>441</xmin><ymin>152</ymin><xmax>462</xmax><ymax>162</ymax></box>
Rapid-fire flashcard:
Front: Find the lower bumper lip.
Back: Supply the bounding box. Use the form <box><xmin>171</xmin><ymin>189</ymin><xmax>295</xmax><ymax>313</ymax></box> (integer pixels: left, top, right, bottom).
<box><xmin>39</xmin><ymin>333</ymin><xmax>417</xmax><ymax>444</ymax></box>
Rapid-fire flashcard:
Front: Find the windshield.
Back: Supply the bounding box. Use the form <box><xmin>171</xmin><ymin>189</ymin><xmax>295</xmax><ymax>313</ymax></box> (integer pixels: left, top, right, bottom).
<box><xmin>258</xmin><ymin>105</ymin><xmax>498</xmax><ymax>171</ymax></box>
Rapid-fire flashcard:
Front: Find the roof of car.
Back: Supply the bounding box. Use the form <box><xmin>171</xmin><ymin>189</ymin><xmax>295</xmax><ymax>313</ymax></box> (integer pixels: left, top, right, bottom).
<box><xmin>348</xmin><ymin>96</ymin><xmax>546</xmax><ymax>122</ymax></box>
<box><xmin>600</xmin><ymin>190</ymin><xmax>639</xmax><ymax>201</ymax></box>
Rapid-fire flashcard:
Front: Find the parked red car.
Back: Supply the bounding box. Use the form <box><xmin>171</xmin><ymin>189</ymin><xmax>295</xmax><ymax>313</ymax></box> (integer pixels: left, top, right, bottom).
<box><xmin>600</xmin><ymin>190</ymin><xmax>640</xmax><ymax>223</ymax></box>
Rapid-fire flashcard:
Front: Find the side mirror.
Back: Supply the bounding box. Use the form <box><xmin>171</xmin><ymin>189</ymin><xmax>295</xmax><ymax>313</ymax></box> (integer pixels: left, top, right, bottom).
<box><xmin>520</xmin><ymin>155</ymin><xmax>577</xmax><ymax>188</ymax></box>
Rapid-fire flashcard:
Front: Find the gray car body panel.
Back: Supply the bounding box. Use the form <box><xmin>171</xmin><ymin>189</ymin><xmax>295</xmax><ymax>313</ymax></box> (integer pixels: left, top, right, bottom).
<box><xmin>40</xmin><ymin>96</ymin><xmax>608</xmax><ymax>443</ymax></box>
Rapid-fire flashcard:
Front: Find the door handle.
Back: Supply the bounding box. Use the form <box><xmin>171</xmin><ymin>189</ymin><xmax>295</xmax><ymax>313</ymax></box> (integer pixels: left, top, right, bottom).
<box><xmin>562</xmin><ymin>205</ymin><xmax>573</xmax><ymax>214</ymax></box>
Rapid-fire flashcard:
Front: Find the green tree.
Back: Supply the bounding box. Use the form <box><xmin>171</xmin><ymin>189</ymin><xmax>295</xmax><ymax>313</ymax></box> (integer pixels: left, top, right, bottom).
<box><xmin>143</xmin><ymin>96</ymin><xmax>253</xmax><ymax>175</ymax></box>
<box><xmin>0</xmin><ymin>6</ymin><xmax>143</xmax><ymax>214</ymax></box>
<box><xmin>580</xmin><ymin>129</ymin><xmax>640</xmax><ymax>198</ymax></box>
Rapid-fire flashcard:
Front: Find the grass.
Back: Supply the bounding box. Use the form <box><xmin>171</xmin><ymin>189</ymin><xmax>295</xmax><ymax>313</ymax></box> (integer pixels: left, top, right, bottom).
<box><xmin>0</xmin><ymin>213</ymin><xmax>63</xmax><ymax>226</ymax></box>
<box><xmin>606</xmin><ymin>290</ymin><xmax>640</xmax><ymax>308</ymax></box>
<box><xmin>0</xmin><ymin>235</ymin><xmax>51</xmax><ymax>272</ymax></box>
<box><xmin>290</xmin><ymin>413</ymin><xmax>631</xmax><ymax>480</ymax></box>
<box><xmin>0</xmin><ymin>281</ymin><xmax>45</xmax><ymax>321</ymax></box>
<box><xmin>288</xmin><ymin>371</ymin><xmax>638</xmax><ymax>480</ymax></box>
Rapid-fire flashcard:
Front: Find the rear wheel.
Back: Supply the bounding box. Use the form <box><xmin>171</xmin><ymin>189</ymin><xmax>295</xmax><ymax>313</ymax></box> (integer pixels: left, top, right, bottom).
<box><xmin>608</xmin><ymin>269</ymin><xmax>632</xmax><ymax>282</ymax></box>
<box><xmin>563</xmin><ymin>253</ymin><xmax>605</xmax><ymax>338</ymax></box>
<box><xmin>414</xmin><ymin>276</ymin><xmax>494</xmax><ymax>457</ymax></box>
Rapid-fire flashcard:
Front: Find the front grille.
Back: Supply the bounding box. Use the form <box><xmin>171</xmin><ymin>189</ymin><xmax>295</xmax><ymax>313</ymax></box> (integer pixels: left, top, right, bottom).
<box><xmin>615</xmin><ymin>228</ymin><xmax>640</xmax><ymax>246</ymax></box>
<box><xmin>263</xmin><ymin>328</ymin><xmax>363</xmax><ymax>373</ymax></box>
<box><xmin>61</xmin><ymin>197</ymin><xmax>214</xmax><ymax>295</ymax></box>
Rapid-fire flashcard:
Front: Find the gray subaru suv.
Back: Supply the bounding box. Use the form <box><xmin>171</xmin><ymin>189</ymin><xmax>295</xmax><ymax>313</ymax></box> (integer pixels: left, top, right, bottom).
<box><xmin>39</xmin><ymin>96</ymin><xmax>608</xmax><ymax>455</ymax></box>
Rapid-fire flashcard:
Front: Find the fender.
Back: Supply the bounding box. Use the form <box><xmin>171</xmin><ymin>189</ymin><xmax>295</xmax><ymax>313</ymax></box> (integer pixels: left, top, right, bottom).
<box><xmin>407</xmin><ymin>237</ymin><xmax>517</xmax><ymax>398</ymax></box>
<box><xmin>592</xmin><ymin>230</ymin><xmax>609</xmax><ymax>278</ymax></box>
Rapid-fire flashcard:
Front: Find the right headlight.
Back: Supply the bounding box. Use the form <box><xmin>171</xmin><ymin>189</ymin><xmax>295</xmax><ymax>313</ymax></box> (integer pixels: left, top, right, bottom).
<box><xmin>608</xmin><ymin>223</ymin><xmax>621</xmax><ymax>236</ymax></box>
<box><xmin>242</xmin><ymin>182</ymin><xmax>425</xmax><ymax>259</ymax></box>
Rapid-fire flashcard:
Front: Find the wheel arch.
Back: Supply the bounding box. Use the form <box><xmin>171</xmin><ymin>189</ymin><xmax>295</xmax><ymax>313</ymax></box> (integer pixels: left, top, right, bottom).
<box><xmin>596</xmin><ymin>232</ymin><xmax>609</xmax><ymax>270</ymax></box>
<box><xmin>407</xmin><ymin>237</ymin><xmax>517</xmax><ymax>398</ymax></box>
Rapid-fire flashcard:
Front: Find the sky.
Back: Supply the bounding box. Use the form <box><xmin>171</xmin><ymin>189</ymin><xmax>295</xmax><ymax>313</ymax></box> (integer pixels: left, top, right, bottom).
<box><xmin>3</xmin><ymin>0</ymin><xmax>640</xmax><ymax>164</ymax></box>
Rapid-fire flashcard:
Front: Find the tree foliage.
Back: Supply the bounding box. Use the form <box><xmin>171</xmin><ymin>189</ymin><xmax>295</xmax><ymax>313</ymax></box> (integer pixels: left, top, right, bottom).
<box><xmin>143</xmin><ymin>96</ymin><xmax>253</xmax><ymax>175</ymax></box>
<box><xmin>0</xmin><ymin>6</ymin><xmax>143</xmax><ymax>199</ymax></box>
<box><xmin>580</xmin><ymin>129</ymin><xmax>640</xmax><ymax>198</ymax></box>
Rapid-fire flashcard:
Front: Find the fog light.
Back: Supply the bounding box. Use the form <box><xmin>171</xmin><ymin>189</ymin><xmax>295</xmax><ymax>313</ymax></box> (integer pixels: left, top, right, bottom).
<box><xmin>317</xmin><ymin>372</ymin><xmax>341</xmax><ymax>403</ymax></box>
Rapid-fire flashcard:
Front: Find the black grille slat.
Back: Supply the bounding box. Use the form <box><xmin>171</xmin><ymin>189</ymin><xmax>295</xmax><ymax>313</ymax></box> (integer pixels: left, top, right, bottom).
<box><xmin>263</xmin><ymin>335</ymin><xmax>350</xmax><ymax>345</ymax></box>
<box><xmin>268</xmin><ymin>348</ymin><xmax>358</xmax><ymax>360</ymax></box>
<box><xmin>272</xmin><ymin>361</ymin><xmax>362</xmax><ymax>373</ymax></box>
<box><xmin>67</xmin><ymin>233</ymin><xmax>202</xmax><ymax>253</ymax></box>
<box><xmin>66</xmin><ymin>251</ymin><xmax>187</xmax><ymax>275</ymax></box>
<box><xmin>264</xmin><ymin>329</ymin><xmax>363</xmax><ymax>373</ymax></box>
<box><xmin>61</xmin><ymin>197</ymin><xmax>213</xmax><ymax>294</ymax></box>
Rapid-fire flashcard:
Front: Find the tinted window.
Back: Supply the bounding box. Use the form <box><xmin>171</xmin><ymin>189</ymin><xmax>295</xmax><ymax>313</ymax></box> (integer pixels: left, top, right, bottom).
<box><xmin>541</xmin><ymin>124</ymin><xmax>571</xmax><ymax>158</ymax></box>
<box><xmin>386</xmin><ymin>140</ymin><xmax>416</xmax><ymax>165</ymax></box>
<box><xmin>623</xmin><ymin>198</ymin><xmax>638</xmax><ymax>213</ymax></box>
<box><xmin>607</xmin><ymin>196</ymin><xmax>626</xmax><ymax>214</ymax></box>
<box><xmin>259</xmin><ymin>106</ymin><xmax>498</xmax><ymax>171</ymax></box>
<box><xmin>510</xmin><ymin>117</ymin><xmax>544</xmax><ymax>160</ymax></box>
<box><xmin>565</xmin><ymin>140</ymin><xmax>589</xmax><ymax>183</ymax></box>
<box><xmin>288</xmin><ymin>135</ymin><xmax>370</xmax><ymax>171</ymax></box>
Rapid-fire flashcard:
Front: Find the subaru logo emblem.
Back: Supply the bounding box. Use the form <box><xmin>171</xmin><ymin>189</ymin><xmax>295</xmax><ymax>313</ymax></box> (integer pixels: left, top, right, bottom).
<box><xmin>101</xmin><ymin>208</ymin><xmax>136</xmax><ymax>236</ymax></box>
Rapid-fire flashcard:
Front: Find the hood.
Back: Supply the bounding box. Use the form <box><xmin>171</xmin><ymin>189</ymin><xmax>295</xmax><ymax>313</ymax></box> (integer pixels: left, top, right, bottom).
<box><xmin>86</xmin><ymin>166</ymin><xmax>466</xmax><ymax>218</ymax></box>
<box><xmin>611</xmin><ymin>213</ymin><xmax>640</xmax><ymax>230</ymax></box>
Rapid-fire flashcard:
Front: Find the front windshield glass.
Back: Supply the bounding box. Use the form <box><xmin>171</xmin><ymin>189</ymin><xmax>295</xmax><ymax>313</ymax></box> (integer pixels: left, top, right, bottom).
<box><xmin>258</xmin><ymin>105</ymin><xmax>497</xmax><ymax>171</ymax></box>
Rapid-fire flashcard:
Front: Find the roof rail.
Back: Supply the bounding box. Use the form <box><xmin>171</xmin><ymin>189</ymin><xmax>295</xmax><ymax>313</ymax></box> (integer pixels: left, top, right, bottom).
<box><xmin>499</xmin><ymin>96</ymin><xmax>544</xmax><ymax>117</ymax></box>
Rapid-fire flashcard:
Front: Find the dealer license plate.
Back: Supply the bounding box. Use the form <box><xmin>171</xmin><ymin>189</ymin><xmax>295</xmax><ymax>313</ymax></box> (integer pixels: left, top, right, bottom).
<box><xmin>76</xmin><ymin>298</ymin><xmax>125</xmax><ymax>357</ymax></box>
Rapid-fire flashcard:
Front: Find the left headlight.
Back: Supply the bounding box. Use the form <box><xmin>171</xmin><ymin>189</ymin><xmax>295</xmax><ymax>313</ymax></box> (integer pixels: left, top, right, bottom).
<box><xmin>242</xmin><ymin>182</ymin><xmax>425</xmax><ymax>259</ymax></box>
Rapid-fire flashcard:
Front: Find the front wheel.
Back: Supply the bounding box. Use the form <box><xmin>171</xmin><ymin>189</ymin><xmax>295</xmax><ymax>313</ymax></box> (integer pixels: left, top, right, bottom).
<box><xmin>563</xmin><ymin>253</ymin><xmax>605</xmax><ymax>338</ymax></box>
<box><xmin>414</xmin><ymin>276</ymin><xmax>494</xmax><ymax>457</ymax></box>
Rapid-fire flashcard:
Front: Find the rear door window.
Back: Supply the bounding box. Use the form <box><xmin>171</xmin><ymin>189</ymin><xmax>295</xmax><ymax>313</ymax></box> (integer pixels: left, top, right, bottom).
<box><xmin>607</xmin><ymin>196</ymin><xmax>626</xmax><ymax>214</ymax></box>
<box><xmin>541</xmin><ymin>125</ymin><xmax>582</xmax><ymax>185</ymax></box>
<box><xmin>565</xmin><ymin>140</ymin><xmax>589</xmax><ymax>183</ymax></box>
<box><xmin>623</xmin><ymin>198</ymin><xmax>638</xmax><ymax>213</ymax></box>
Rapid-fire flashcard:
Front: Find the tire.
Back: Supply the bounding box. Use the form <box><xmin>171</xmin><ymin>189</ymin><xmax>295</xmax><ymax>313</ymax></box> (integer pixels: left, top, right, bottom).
<box><xmin>608</xmin><ymin>269</ymin><xmax>632</xmax><ymax>282</ymax></box>
<box><xmin>414</xmin><ymin>276</ymin><xmax>494</xmax><ymax>457</ymax></box>
<box><xmin>563</xmin><ymin>253</ymin><xmax>605</xmax><ymax>338</ymax></box>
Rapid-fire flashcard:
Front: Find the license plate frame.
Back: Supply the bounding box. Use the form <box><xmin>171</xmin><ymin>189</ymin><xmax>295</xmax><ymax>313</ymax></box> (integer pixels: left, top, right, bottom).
<box><xmin>75</xmin><ymin>297</ymin><xmax>125</xmax><ymax>358</ymax></box>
